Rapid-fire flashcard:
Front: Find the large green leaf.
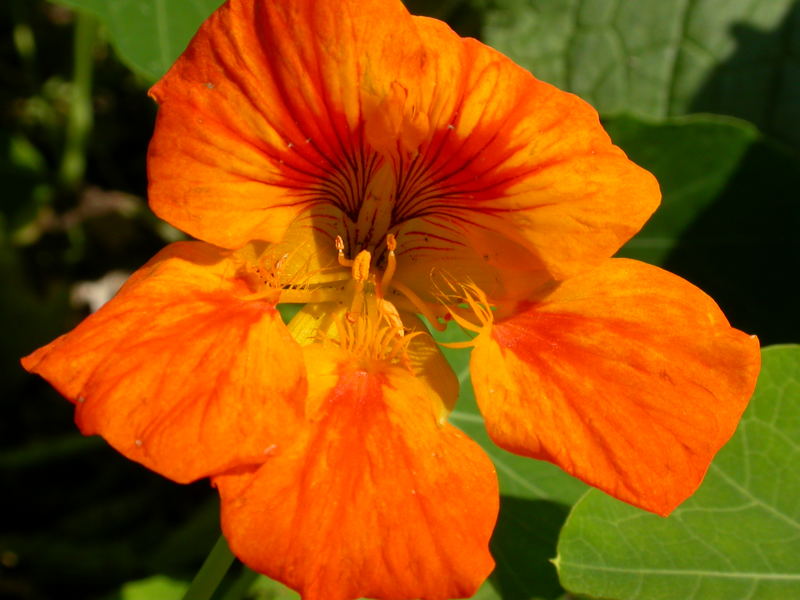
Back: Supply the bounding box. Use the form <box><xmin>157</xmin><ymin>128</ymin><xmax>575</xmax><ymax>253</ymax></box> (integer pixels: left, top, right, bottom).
<box><xmin>555</xmin><ymin>345</ymin><xmax>800</xmax><ymax>600</ymax></box>
<box><xmin>481</xmin><ymin>0</ymin><xmax>800</xmax><ymax>148</ymax></box>
<box><xmin>52</xmin><ymin>0</ymin><xmax>224</xmax><ymax>81</ymax></box>
<box><xmin>611</xmin><ymin>114</ymin><xmax>756</xmax><ymax>266</ymax></box>
<box><xmin>609</xmin><ymin>114</ymin><xmax>800</xmax><ymax>344</ymax></box>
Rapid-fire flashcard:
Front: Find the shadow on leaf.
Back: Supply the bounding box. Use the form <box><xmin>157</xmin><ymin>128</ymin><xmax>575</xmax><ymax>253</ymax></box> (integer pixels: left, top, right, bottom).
<box><xmin>489</xmin><ymin>496</ymin><xmax>570</xmax><ymax>600</ymax></box>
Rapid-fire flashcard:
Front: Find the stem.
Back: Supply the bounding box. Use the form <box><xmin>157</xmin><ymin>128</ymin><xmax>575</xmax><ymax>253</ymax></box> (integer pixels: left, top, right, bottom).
<box><xmin>58</xmin><ymin>10</ymin><xmax>97</xmax><ymax>192</ymax></box>
<box><xmin>182</xmin><ymin>535</ymin><xmax>236</xmax><ymax>600</ymax></box>
<box><xmin>220</xmin><ymin>567</ymin><xmax>260</xmax><ymax>600</ymax></box>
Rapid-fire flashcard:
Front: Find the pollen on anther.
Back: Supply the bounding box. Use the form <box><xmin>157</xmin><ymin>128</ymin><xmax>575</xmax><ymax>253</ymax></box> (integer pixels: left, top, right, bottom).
<box><xmin>134</xmin><ymin>439</ymin><xmax>143</xmax><ymax>447</ymax></box>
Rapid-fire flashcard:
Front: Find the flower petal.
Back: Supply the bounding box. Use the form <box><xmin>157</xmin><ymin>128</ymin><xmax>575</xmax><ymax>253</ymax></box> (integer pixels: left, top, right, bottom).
<box><xmin>386</xmin><ymin>17</ymin><xmax>661</xmax><ymax>281</ymax></box>
<box><xmin>402</xmin><ymin>312</ymin><xmax>460</xmax><ymax>418</ymax></box>
<box><xmin>470</xmin><ymin>259</ymin><xmax>760</xmax><ymax>515</ymax></box>
<box><xmin>215</xmin><ymin>344</ymin><xmax>497</xmax><ymax>600</ymax></box>
<box><xmin>148</xmin><ymin>0</ymin><xmax>658</xmax><ymax>285</ymax></box>
<box><xmin>148</xmin><ymin>0</ymin><xmax>420</xmax><ymax>247</ymax></box>
<box><xmin>22</xmin><ymin>242</ymin><xmax>306</xmax><ymax>483</ymax></box>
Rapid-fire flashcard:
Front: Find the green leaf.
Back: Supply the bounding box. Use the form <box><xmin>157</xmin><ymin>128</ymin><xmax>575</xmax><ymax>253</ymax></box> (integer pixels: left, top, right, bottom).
<box><xmin>555</xmin><ymin>345</ymin><xmax>800</xmax><ymax>600</ymax></box>
<box><xmin>51</xmin><ymin>0</ymin><xmax>224</xmax><ymax>81</ymax></box>
<box><xmin>610</xmin><ymin>114</ymin><xmax>800</xmax><ymax>344</ymax></box>
<box><xmin>481</xmin><ymin>0</ymin><xmax>800</xmax><ymax>148</ymax></box>
<box><xmin>611</xmin><ymin>114</ymin><xmax>757</xmax><ymax>266</ymax></box>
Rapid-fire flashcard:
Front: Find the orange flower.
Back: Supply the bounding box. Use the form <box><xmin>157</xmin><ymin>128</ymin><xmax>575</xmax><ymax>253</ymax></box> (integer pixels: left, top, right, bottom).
<box><xmin>23</xmin><ymin>0</ymin><xmax>761</xmax><ymax>598</ymax></box>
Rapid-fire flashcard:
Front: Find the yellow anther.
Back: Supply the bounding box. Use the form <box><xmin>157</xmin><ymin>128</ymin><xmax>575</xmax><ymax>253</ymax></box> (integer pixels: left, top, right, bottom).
<box><xmin>274</xmin><ymin>253</ymin><xmax>289</xmax><ymax>271</ymax></box>
<box><xmin>381</xmin><ymin>234</ymin><xmax>397</xmax><ymax>292</ymax></box>
<box><xmin>336</xmin><ymin>235</ymin><xmax>354</xmax><ymax>267</ymax></box>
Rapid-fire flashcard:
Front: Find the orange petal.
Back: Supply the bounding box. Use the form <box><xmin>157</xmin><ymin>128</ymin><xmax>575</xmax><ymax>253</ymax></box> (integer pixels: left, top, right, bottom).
<box><xmin>470</xmin><ymin>259</ymin><xmax>760</xmax><ymax>515</ymax></box>
<box><xmin>148</xmin><ymin>0</ymin><xmax>419</xmax><ymax>247</ymax></box>
<box><xmin>148</xmin><ymin>0</ymin><xmax>658</xmax><ymax>285</ymax></box>
<box><xmin>385</xmin><ymin>17</ymin><xmax>660</xmax><ymax>281</ymax></box>
<box><xmin>393</xmin><ymin>215</ymin><xmax>554</xmax><ymax>304</ymax></box>
<box><xmin>215</xmin><ymin>344</ymin><xmax>497</xmax><ymax>600</ymax></box>
<box><xmin>22</xmin><ymin>242</ymin><xmax>306</xmax><ymax>483</ymax></box>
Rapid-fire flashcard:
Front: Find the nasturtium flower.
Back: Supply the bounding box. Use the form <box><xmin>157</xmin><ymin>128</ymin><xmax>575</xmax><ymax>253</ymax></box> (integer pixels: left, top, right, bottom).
<box><xmin>23</xmin><ymin>0</ymin><xmax>761</xmax><ymax>598</ymax></box>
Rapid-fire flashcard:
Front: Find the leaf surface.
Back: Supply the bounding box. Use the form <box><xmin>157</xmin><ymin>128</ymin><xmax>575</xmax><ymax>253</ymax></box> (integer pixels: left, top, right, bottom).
<box><xmin>482</xmin><ymin>0</ymin><xmax>800</xmax><ymax>148</ymax></box>
<box><xmin>54</xmin><ymin>0</ymin><xmax>224</xmax><ymax>80</ymax></box>
<box><xmin>609</xmin><ymin>114</ymin><xmax>800</xmax><ymax>344</ymax></box>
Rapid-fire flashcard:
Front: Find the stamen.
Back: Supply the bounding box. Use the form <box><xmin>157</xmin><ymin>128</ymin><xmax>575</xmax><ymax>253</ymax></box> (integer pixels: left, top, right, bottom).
<box><xmin>439</xmin><ymin>282</ymin><xmax>494</xmax><ymax>348</ymax></box>
<box><xmin>273</xmin><ymin>253</ymin><xmax>289</xmax><ymax>272</ymax></box>
<box><xmin>389</xmin><ymin>280</ymin><xmax>447</xmax><ymax>331</ymax></box>
<box><xmin>325</xmin><ymin>232</ymin><xmax>431</xmax><ymax>369</ymax></box>
<box><xmin>380</xmin><ymin>233</ymin><xmax>397</xmax><ymax>292</ymax></box>
<box><xmin>445</xmin><ymin>306</ymin><xmax>483</xmax><ymax>334</ymax></box>
<box><xmin>378</xmin><ymin>297</ymin><xmax>404</xmax><ymax>334</ymax></box>
<box><xmin>378</xmin><ymin>324</ymin><xmax>399</xmax><ymax>355</ymax></box>
<box><xmin>347</xmin><ymin>250</ymin><xmax>371</xmax><ymax>322</ymax></box>
<box><xmin>336</xmin><ymin>235</ymin><xmax>354</xmax><ymax>267</ymax></box>
<box><xmin>238</xmin><ymin>252</ymin><xmax>290</xmax><ymax>303</ymax></box>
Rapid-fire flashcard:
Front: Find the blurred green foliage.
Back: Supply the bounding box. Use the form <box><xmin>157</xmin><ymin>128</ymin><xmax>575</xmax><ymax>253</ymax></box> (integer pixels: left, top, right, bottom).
<box><xmin>0</xmin><ymin>3</ymin><xmax>216</xmax><ymax>599</ymax></box>
<box><xmin>1</xmin><ymin>0</ymin><xmax>797</xmax><ymax>599</ymax></box>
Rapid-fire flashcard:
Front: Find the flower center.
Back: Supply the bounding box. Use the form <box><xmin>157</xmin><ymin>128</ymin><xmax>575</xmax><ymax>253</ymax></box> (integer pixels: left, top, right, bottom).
<box><xmin>321</xmin><ymin>235</ymin><xmax>422</xmax><ymax>366</ymax></box>
<box><xmin>236</xmin><ymin>225</ymin><xmax>489</xmax><ymax>366</ymax></box>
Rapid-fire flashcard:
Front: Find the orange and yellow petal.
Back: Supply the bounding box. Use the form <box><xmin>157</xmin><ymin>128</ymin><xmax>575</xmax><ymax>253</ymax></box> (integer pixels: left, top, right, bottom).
<box><xmin>469</xmin><ymin>259</ymin><xmax>760</xmax><ymax>516</ymax></box>
<box><xmin>390</xmin><ymin>19</ymin><xmax>661</xmax><ymax>281</ymax></box>
<box><xmin>148</xmin><ymin>0</ymin><xmax>421</xmax><ymax>248</ymax></box>
<box><xmin>215</xmin><ymin>344</ymin><xmax>497</xmax><ymax>600</ymax></box>
<box><xmin>148</xmin><ymin>0</ymin><xmax>658</xmax><ymax>289</ymax></box>
<box><xmin>21</xmin><ymin>242</ymin><xmax>306</xmax><ymax>483</ymax></box>
<box><xmin>401</xmin><ymin>313</ymin><xmax>460</xmax><ymax>418</ymax></box>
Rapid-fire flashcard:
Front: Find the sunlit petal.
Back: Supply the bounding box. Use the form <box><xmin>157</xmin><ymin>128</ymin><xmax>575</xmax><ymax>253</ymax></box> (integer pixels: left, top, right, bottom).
<box><xmin>22</xmin><ymin>242</ymin><xmax>307</xmax><ymax>482</ymax></box>
<box><xmin>215</xmin><ymin>344</ymin><xmax>497</xmax><ymax>600</ymax></box>
<box><xmin>470</xmin><ymin>259</ymin><xmax>760</xmax><ymax>515</ymax></box>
